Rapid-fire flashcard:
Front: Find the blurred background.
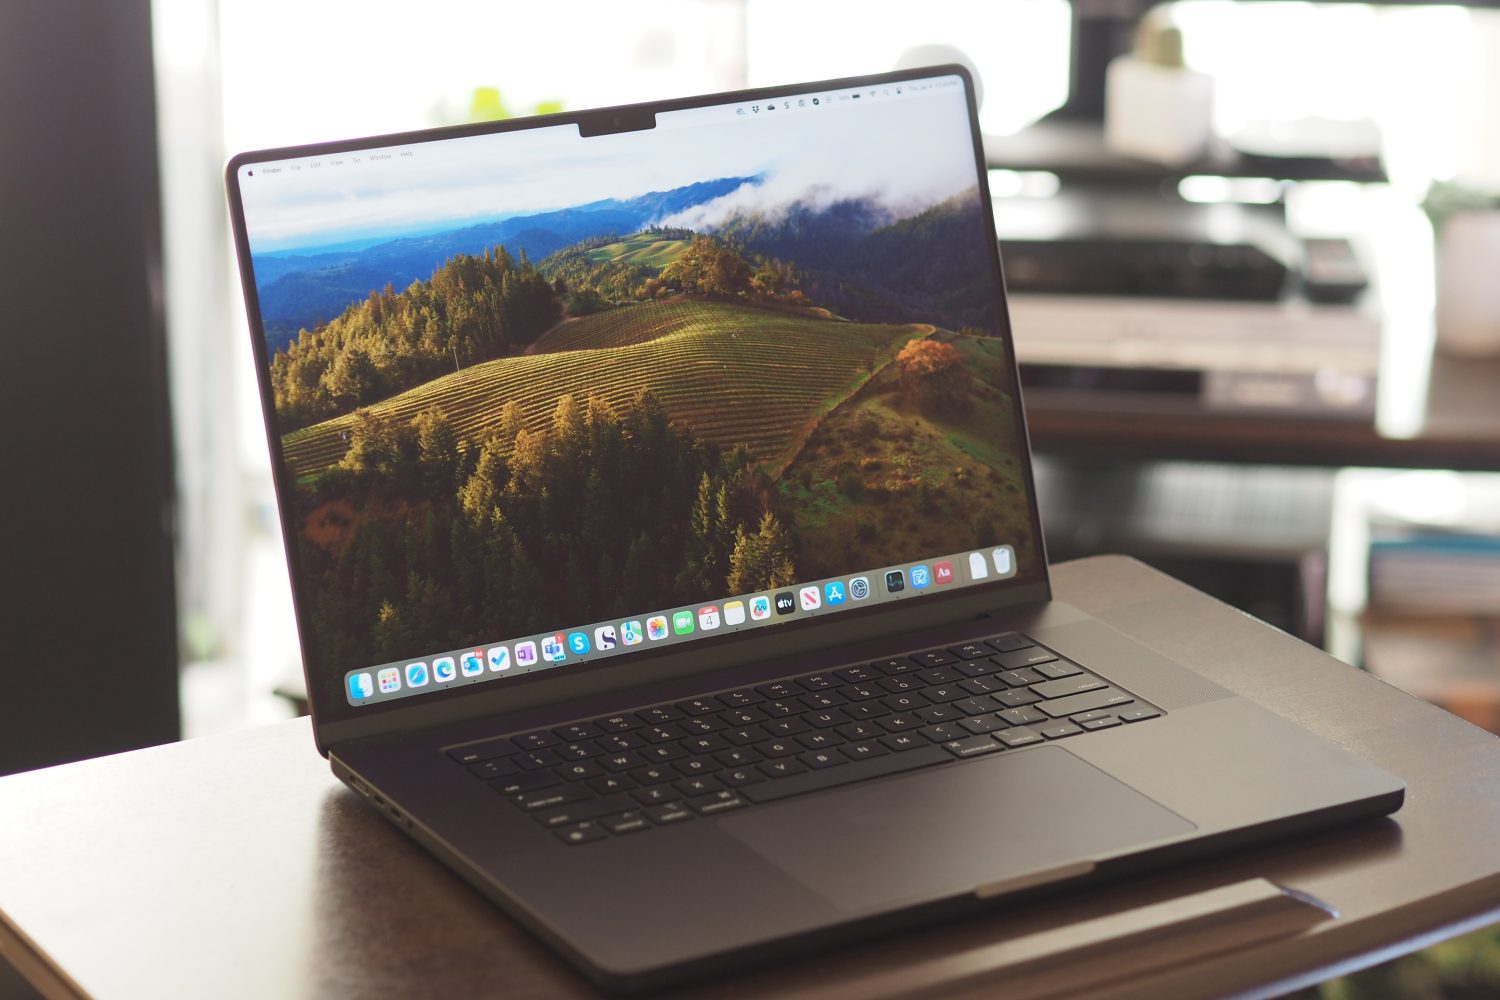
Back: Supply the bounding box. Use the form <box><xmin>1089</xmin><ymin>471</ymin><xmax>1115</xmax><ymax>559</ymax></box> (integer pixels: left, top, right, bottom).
<box><xmin>4</xmin><ymin>1</ymin><xmax>1500</xmax><ymax>994</ymax></box>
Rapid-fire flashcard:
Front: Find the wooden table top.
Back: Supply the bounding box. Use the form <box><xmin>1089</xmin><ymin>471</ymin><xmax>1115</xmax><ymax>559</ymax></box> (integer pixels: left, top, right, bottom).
<box><xmin>3</xmin><ymin>555</ymin><xmax>1498</xmax><ymax>999</ymax></box>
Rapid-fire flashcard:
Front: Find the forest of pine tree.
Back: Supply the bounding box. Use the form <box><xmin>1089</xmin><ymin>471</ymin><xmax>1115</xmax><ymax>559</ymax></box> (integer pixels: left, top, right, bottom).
<box><xmin>296</xmin><ymin>389</ymin><xmax>799</xmax><ymax>669</ymax></box>
<box><xmin>268</xmin><ymin>246</ymin><xmax>561</xmax><ymax>432</ymax></box>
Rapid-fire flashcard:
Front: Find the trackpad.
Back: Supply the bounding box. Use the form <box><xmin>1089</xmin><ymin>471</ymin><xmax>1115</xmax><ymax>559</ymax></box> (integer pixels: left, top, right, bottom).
<box><xmin>720</xmin><ymin>747</ymin><xmax>1194</xmax><ymax>913</ymax></box>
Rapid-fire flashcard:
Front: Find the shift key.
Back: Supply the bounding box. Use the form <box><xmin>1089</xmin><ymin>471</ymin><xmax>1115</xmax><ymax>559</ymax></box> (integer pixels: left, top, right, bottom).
<box><xmin>1038</xmin><ymin>687</ymin><xmax>1134</xmax><ymax>718</ymax></box>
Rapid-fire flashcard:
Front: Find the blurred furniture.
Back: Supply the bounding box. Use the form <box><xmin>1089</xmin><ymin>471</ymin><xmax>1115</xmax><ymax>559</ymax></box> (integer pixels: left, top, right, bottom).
<box><xmin>0</xmin><ymin>0</ymin><xmax>179</xmax><ymax>776</ymax></box>
<box><xmin>3</xmin><ymin>557</ymin><xmax>1498</xmax><ymax>1000</ymax></box>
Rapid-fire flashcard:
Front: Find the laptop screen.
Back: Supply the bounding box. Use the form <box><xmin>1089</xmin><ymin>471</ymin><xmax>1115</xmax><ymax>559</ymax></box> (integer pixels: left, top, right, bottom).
<box><xmin>230</xmin><ymin>69</ymin><xmax>1045</xmax><ymax>715</ymax></box>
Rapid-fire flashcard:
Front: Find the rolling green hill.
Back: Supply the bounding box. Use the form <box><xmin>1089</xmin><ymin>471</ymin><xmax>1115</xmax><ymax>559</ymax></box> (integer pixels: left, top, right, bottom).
<box><xmin>281</xmin><ymin>300</ymin><xmax>925</xmax><ymax>478</ymax></box>
<box><xmin>582</xmin><ymin>232</ymin><xmax>690</xmax><ymax>268</ymax></box>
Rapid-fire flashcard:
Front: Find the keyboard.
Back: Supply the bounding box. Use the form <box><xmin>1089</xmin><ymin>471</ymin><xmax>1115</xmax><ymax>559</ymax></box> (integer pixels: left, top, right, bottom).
<box><xmin>446</xmin><ymin>632</ymin><xmax>1162</xmax><ymax>845</ymax></box>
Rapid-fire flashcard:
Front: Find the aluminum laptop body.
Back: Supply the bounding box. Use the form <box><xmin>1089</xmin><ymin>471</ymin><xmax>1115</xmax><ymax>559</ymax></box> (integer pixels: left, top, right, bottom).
<box><xmin>226</xmin><ymin>66</ymin><xmax>1403</xmax><ymax>992</ymax></box>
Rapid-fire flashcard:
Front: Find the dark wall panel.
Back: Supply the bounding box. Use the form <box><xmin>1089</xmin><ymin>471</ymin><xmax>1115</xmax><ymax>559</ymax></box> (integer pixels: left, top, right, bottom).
<box><xmin>0</xmin><ymin>0</ymin><xmax>180</xmax><ymax>773</ymax></box>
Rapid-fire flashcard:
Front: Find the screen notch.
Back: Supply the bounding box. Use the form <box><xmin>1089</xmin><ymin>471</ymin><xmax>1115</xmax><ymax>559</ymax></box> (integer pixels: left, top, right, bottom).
<box><xmin>577</xmin><ymin>108</ymin><xmax>657</xmax><ymax>138</ymax></box>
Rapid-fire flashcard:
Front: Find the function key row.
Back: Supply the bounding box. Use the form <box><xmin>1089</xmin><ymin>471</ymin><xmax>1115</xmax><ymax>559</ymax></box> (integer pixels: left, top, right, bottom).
<box><xmin>446</xmin><ymin>633</ymin><xmax>1050</xmax><ymax>765</ymax></box>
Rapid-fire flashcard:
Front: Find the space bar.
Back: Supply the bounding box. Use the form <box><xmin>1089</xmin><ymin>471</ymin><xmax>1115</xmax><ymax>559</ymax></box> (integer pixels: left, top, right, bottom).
<box><xmin>740</xmin><ymin>746</ymin><xmax>952</xmax><ymax>804</ymax></box>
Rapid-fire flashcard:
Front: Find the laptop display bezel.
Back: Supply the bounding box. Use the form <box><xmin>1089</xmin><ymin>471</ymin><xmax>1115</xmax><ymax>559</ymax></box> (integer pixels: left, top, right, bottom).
<box><xmin>224</xmin><ymin>65</ymin><xmax>1053</xmax><ymax>754</ymax></box>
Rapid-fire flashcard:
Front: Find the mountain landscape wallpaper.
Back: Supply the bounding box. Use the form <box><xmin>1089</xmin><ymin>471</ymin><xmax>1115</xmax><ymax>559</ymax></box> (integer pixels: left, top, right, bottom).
<box><xmin>241</xmin><ymin>91</ymin><xmax>1039</xmax><ymax>671</ymax></box>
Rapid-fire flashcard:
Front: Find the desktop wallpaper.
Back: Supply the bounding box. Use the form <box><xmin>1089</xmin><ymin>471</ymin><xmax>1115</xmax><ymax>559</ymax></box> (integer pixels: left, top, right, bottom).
<box><xmin>239</xmin><ymin>81</ymin><xmax>1039</xmax><ymax>673</ymax></box>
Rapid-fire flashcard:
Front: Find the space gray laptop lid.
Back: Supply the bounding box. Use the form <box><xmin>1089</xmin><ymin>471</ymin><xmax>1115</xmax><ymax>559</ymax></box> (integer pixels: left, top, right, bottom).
<box><xmin>225</xmin><ymin>66</ymin><xmax>1051</xmax><ymax>748</ymax></box>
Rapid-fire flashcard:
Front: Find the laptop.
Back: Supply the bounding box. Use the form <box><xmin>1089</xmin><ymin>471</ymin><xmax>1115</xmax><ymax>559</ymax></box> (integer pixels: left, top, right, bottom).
<box><xmin>225</xmin><ymin>66</ymin><xmax>1403</xmax><ymax>992</ymax></box>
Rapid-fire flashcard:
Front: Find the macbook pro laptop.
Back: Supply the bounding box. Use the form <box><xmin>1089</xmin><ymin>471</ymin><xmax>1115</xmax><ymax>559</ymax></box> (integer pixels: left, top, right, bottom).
<box><xmin>225</xmin><ymin>66</ymin><xmax>1403</xmax><ymax>992</ymax></box>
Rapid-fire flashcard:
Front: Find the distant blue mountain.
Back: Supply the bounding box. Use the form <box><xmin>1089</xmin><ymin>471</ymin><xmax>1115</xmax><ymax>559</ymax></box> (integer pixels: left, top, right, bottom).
<box><xmin>254</xmin><ymin>175</ymin><xmax>760</xmax><ymax>353</ymax></box>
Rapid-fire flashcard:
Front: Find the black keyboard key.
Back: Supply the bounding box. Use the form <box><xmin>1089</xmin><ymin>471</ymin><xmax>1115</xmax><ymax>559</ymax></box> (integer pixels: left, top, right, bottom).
<box><xmin>742</xmin><ymin>745</ymin><xmax>950</xmax><ymax>803</ymax></box>
<box><xmin>998</xmin><ymin>706</ymin><xmax>1050</xmax><ymax>727</ymax></box>
<box><xmin>756</xmin><ymin>681</ymin><xmax>802</xmax><ymax>699</ymax></box>
<box><xmin>491</xmin><ymin>770</ymin><xmax>561</xmax><ymax>796</ymax></box>
<box><xmin>798</xmin><ymin>749</ymin><xmax>846</xmax><ymax>770</ymax></box>
<box><xmin>880</xmin><ymin>733</ymin><xmax>924</xmax><ymax>752</ymax></box>
<box><xmin>1119</xmin><ymin>706</ymin><xmax>1162</xmax><ymax>723</ymax></box>
<box><xmin>807</xmin><ymin>709</ymin><xmax>851</xmax><ymax>728</ymax></box>
<box><xmin>513</xmin><ymin>731</ymin><xmax>560</xmax><ymax>751</ymax></box>
<box><xmin>845</xmin><ymin>702</ymin><xmax>891</xmax><ymax>721</ymax></box>
<box><xmin>448</xmin><ymin>738</ymin><xmax>515</xmax><ymax>765</ymax></box>
<box><xmin>715</xmin><ymin>747</ymin><xmax>761</xmax><ymax>768</ymax></box>
<box><xmin>951</xmin><ymin>697</ymin><xmax>996</xmax><ymax>717</ymax></box>
<box><xmin>676</xmin><ymin>696</ymin><xmax>723</xmax><ymax>716</ymax></box>
<box><xmin>1033</xmin><ymin>660</ymin><xmax>1084</xmax><ymax>680</ymax></box>
<box><xmin>919</xmin><ymin>723</ymin><xmax>968</xmax><ymax>743</ymax></box>
<box><xmin>993</xmin><ymin>688</ymin><xmax>1042</xmax><ymax>708</ymax></box>
<box><xmin>641</xmin><ymin>724</ymin><xmax>685</xmax><ymax>743</ymax></box>
<box><xmin>835</xmin><ymin>721</ymin><xmax>884</xmax><ymax>741</ymax></box>
<box><xmin>601</xmin><ymin>810</ymin><xmax>652</xmax><ymax>835</ymax></box>
<box><xmin>517</xmin><ymin>749</ymin><xmax>562</xmax><ymax>770</ymax></box>
<box><xmin>755</xmin><ymin>739</ymin><xmax>800</xmax><ymax>758</ymax></box>
<box><xmin>878</xmin><ymin>675</ymin><xmax>922</xmax><ymax>694</ymax></box>
<box><xmin>996</xmin><ymin>648</ymin><xmax>1059</xmax><ymax>670</ymax></box>
<box><xmin>959</xmin><ymin>676</ymin><xmax>1003</xmax><ymax>695</ymax></box>
<box><xmin>761</xmin><ymin>700</ymin><xmax>799</xmax><ymax>718</ymax></box>
<box><xmin>988</xmin><ymin>633</ymin><xmax>1033</xmax><ymax>652</ymax></box>
<box><xmin>840</xmin><ymin>683</ymin><xmax>885</xmax><ymax>702</ymax></box>
<box><xmin>630</xmin><ymin>765</ymin><xmax>676</xmax><ymax>785</ymax></box>
<box><xmin>516</xmin><ymin>785</ymin><xmax>590</xmax><ymax>811</ymax></box>
<box><xmin>840</xmin><ymin>740</ymin><xmax>888</xmax><ymax>762</ymax></box>
<box><xmin>1040</xmin><ymin>688</ymin><xmax>1134</xmax><ymax>718</ymax></box>
<box><xmin>588</xmin><ymin>775</ymin><xmax>634</xmax><ymax>795</ymax></box>
<box><xmin>683</xmin><ymin>736</ymin><xmax>729</xmax><ymax>755</ymax></box>
<box><xmin>1031</xmin><ymin>674</ymin><xmax>1106</xmax><ymax>700</ymax></box>
<box><xmin>554</xmin><ymin>761</ymin><xmax>603</xmax><ymax>781</ymax></box>
<box><xmin>764</xmin><ymin>717</ymin><xmax>810</xmax><ymax>737</ymax></box>
<box><xmin>800</xmin><ymin>673</ymin><xmax>837</xmax><ymax>691</ymax></box>
<box><xmin>673</xmin><ymin>758</ymin><xmax>718</xmax><ymax>777</ymax></box>
<box><xmin>679</xmin><ymin>716</ymin><xmax>727</xmax><ymax>735</ymax></box>
<box><xmin>1040</xmin><ymin>722</ymin><xmax>1083</xmax><ymax>740</ymax></box>
<box><xmin>598</xmin><ymin>733</ymin><xmax>644</xmax><ymax>752</ymax></box>
<box><xmin>637</xmin><ymin>706</ymin><xmax>684</xmax><ymax>725</ymax></box>
<box><xmin>554</xmin><ymin>741</ymin><xmax>601</xmax><ymax>761</ymax></box>
<box><xmin>674</xmin><ymin>776</ymin><xmax>724</xmax><ymax>797</ymax></box>
<box><xmin>721</xmin><ymin>767</ymin><xmax>765</xmax><ymax>787</ymax></box>
<box><xmin>910</xmin><ymin>649</ymin><xmax>956</xmax><ymax>668</ymax></box>
<box><xmin>554</xmin><ymin>722</ymin><xmax>601</xmax><ymax>742</ymax></box>
<box><xmin>948</xmin><ymin>642</ymin><xmax>993</xmax><ymax>661</ymax></box>
<box><xmin>640</xmin><ymin>744</ymin><xmax>686</xmax><ymax>764</ymax></box>
<box><xmin>799</xmin><ymin>691</ymin><xmax>847</xmax><ymax>710</ymax></box>
<box><xmin>916</xmin><ymin>666</ymin><xmax>961</xmax><ymax>685</ymax></box>
<box><xmin>555</xmin><ymin>821</ymin><xmax>608</xmax><ymax>845</ymax></box>
<box><xmin>959</xmin><ymin>714</ymin><xmax>1005</xmax><ymax>734</ymax></box>
<box><xmin>835</xmin><ymin>664</ymin><xmax>879</xmax><ymax>683</ymax></box>
<box><xmin>724</xmin><ymin>725</ymin><xmax>769</xmax><ymax>745</ymax></box>
<box><xmin>688</xmin><ymin>789</ymin><xmax>748</xmax><ymax>815</ymax></box>
<box><xmin>645</xmin><ymin>802</ymin><xmax>695</xmax><ymax>824</ymax></box>
<box><xmin>943</xmin><ymin>734</ymin><xmax>1004</xmax><ymax>758</ymax></box>
<box><xmin>718</xmin><ymin>707</ymin><xmax>767</xmax><ymax>726</ymax></box>
<box><xmin>532</xmin><ymin>795</ymin><xmax>631</xmax><ymax>828</ymax></box>
<box><xmin>600</xmin><ymin>751</ymin><xmax>645</xmax><ymax>772</ymax></box>
<box><xmin>1081</xmin><ymin>716</ymin><xmax>1122</xmax><ymax>731</ymax></box>
<box><xmin>878</xmin><ymin>712</ymin><xmax>920</xmax><ymax>732</ymax></box>
<box><xmin>995</xmin><ymin>726</ymin><xmax>1044</xmax><ymax>748</ymax></box>
<box><xmin>996</xmin><ymin>668</ymin><xmax>1046</xmax><ymax>688</ymax></box>
<box><xmin>467</xmin><ymin>757</ymin><xmax>519</xmax><ymax>781</ymax></box>
<box><xmin>872</xmin><ymin>657</ymin><xmax>918</xmax><ymax>675</ymax></box>
<box><xmin>631</xmin><ymin>785</ymin><xmax>676</xmax><ymax>806</ymax></box>
<box><xmin>882</xmin><ymin>693</ymin><xmax>930</xmax><ymax>712</ymax></box>
<box><xmin>796</xmin><ymin>731</ymin><xmax>839</xmax><ymax>750</ymax></box>
<box><xmin>916</xmin><ymin>704</ymin><xmax>963</xmax><ymax>724</ymax></box>
<box><xmin>758</xmin><ymin>758</ymin><xmax>808</xmax><ymax>779</ymax></box>
<box><xmin>594</xmin><ymin>714</ymin><xmax>640</xmax><ymax>733</ymax></box>
<box><xmin>955</xmin><ymin>658</ymin><xmax>1004</xmax><ymax>678</ymax></box>
<box><xmin>924</xmin><ymin>684</ymin><xmax>967</xmax><ymax>704</ymax></box>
